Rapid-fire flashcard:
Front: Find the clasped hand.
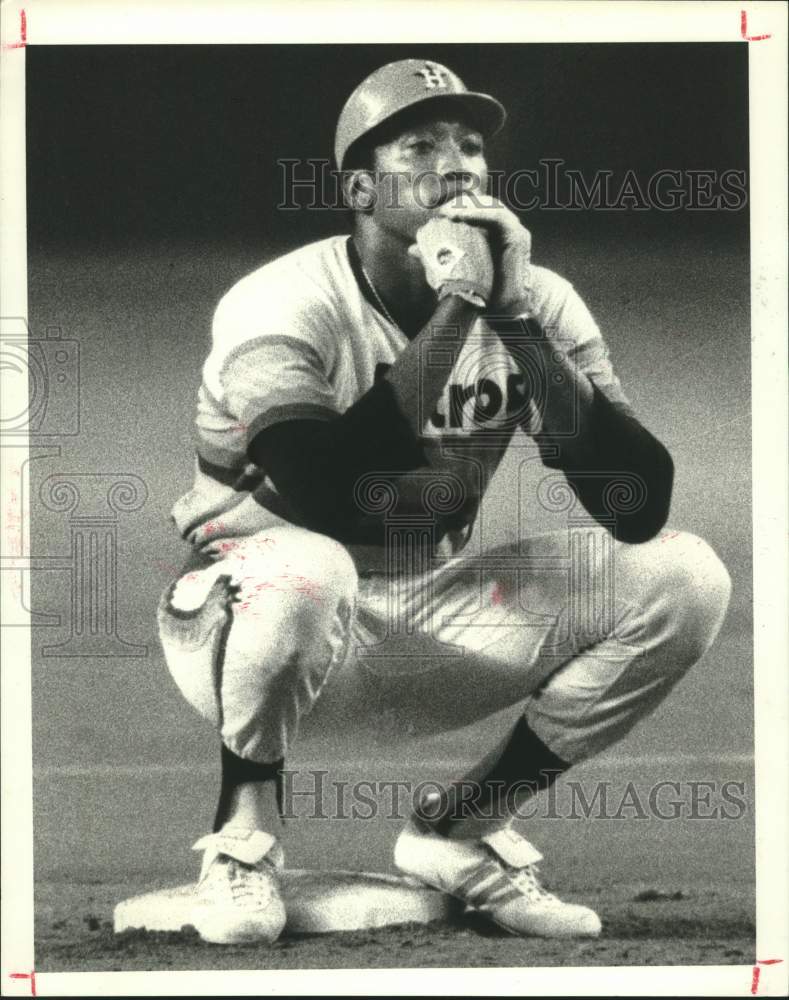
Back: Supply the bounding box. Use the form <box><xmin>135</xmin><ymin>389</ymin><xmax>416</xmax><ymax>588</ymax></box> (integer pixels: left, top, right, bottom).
<box><xmin>409</xmin><ymin>194</ymin><xmax>533</xmax><ymax>315</ymax></box>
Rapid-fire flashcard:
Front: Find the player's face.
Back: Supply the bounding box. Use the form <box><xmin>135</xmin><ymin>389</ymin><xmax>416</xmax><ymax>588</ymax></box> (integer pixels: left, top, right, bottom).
<box><xmin>369</xmin><ymin>117</ymin><xmax>489</xmax><ymax>241</ymax></box>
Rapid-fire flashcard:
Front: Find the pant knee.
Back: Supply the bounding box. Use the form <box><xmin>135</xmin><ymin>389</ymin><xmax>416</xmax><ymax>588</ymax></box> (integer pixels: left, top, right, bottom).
<box><xmin>229</xmin><ymin>526</ymin><xmax>358</xmax><ymax>612</ymax></box>
<box><xmin>221</xmin><ymin>527</ymin><xmax>358</xmax><ymax>688</ymax></box>
<box><xmin>218</xmin><ymin>529</ymin><xmax>358</xmax><ymax>759</ymax></box>
<box><xmin>159</xmin><ymin>528</ymin><xmax>358</xmax><ymax>737</ymax></box>
<box><xmin>666</xmin><ymin>532</ymin><xmax>730</xmax><ymax>641</ymax></box>
<box><xmin>506</xmin><ymin>532</ymin><xmax>732</xmax><ymax>765</ymax></box>
<box><xmin>631</xmin><ymin>531</ymin><xmax>732</xmax><ymax>667</ymax></box>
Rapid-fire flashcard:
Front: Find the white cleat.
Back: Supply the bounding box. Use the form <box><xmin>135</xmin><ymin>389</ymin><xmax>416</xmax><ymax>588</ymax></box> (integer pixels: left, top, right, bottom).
<box><xmin>394</xmin><ymin>817</ymin><xmax>602</xmax><ymax>939</ymax></box>
<box><xmin>190</xmin><ymin>829</ymin><xmax>287</xmax><ymax>945</ymax></box>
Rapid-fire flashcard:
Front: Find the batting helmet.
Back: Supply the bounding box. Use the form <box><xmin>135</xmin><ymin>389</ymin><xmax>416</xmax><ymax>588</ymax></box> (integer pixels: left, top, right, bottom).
<box><xmin>335</xmin><ymin>59</ymin><xmax>507</xmax><ymax>170</ymax></box>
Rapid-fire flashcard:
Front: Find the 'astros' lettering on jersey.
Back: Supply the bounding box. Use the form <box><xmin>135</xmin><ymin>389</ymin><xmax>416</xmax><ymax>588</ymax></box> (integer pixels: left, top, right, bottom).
<box><xmin>171</xmin><ymin>235</ymin><xmax>630</xmax><ymax>555</ymax></box>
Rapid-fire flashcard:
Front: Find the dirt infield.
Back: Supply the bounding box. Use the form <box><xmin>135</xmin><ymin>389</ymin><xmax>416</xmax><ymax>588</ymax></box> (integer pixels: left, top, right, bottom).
<box><xmin>35</xmin><ymin>878</ymin><xmax>753</xmax><ymax>972</ymax></box>
<box><xmin>31</xmin><ymin>705</ymin><xmax>756</xmax><ymax>974</ymax></box>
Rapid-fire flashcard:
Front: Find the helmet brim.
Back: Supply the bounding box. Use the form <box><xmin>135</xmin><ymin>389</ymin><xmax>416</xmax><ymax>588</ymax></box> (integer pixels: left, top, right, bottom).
<box><xmin>337</xmin><ymin>91</ymin><xmax>507</xmax><ymax>170</ymax></box>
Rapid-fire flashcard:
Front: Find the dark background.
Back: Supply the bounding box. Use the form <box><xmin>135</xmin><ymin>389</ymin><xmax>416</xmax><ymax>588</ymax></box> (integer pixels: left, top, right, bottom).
<box><xmin>26</xmin><ymin>45</ymin><xmax>753</xmax><ymax>892</ymax></box>
<box><xmin>27</xmin><ymin>43</ymin><xmax>748</xmax><ymax>249</ymax></box>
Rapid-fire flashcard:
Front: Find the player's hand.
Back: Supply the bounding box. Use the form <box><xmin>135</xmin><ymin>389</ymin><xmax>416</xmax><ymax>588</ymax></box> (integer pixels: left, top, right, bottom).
<box><xmin>408</xmin><ymin>217</ymin><xmax>494</xmax><ymax>308</ymax></box>
<box><xmin>436</xmin><ymin>194</ymin><xmax>532</xmax><ymax>316</ymax></box>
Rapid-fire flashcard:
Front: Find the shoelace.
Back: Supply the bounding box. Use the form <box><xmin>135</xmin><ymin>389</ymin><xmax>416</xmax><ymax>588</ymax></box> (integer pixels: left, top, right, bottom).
<box><xmin>508</xmin><ymin>864</ymin><xmax>559</xmax><ymax>904</ymax></box>
<box><xmin>203</xmin><ymin>857</ymin><xmax>277</xmax><ymax>906</ymax></box>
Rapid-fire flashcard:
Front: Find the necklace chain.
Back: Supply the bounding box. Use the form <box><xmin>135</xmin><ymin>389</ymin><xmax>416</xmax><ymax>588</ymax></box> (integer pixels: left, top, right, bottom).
<box><xmin>358</xmin><ymin>258</ymin><xmax>399</xmax><ymax>329</ymax></box>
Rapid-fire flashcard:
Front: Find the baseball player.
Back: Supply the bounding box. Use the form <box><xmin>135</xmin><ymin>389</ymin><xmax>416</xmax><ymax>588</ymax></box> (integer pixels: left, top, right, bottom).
<box><xmin>158</xmin><ymin>59</ymin><xmax>731</xmax><ymax>945</ymax></box>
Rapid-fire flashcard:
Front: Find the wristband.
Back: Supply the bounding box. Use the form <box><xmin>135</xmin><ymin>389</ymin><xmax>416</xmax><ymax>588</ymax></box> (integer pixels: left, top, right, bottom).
<box><xmin>437</xmin><ymin>283</ymin><xmax>487</xmax><ymax>309</ymax></box>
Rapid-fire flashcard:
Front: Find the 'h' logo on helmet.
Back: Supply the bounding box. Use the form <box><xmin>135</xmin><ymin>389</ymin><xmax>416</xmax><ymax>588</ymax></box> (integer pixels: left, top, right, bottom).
<box><xmin>415</xmin><ymin>62</ymin><xmax>449</xmax><ymax>89</ymax></box>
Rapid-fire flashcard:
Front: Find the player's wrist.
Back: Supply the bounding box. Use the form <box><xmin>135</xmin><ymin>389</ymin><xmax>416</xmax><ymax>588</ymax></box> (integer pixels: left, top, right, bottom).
<box><xmin>437</xmin><ymin>284</ymin><xmax>488</xmax><ymax>309</ymax></box>
<box><xmin>431</xmin><ymin>290</ymin><xmax>483</xmax><ymax>321</ymax></box>
<box><xmin>410</xmin><ymin>217</ymin><xmax>495</xmax><ymax>306</ymax></box>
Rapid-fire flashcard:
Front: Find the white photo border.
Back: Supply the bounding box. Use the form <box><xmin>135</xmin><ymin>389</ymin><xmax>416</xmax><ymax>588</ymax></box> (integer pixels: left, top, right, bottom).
<box><xmin>1</xmin><ymin>1</ymin><xmax>786</xmax><ymax>996</ymax></box>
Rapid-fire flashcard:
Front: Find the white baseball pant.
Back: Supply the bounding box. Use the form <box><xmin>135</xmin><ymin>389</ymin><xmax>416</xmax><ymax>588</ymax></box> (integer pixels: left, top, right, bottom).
<box><xmin>157</xmin><ymin>523</ymin><xmax>731</xmax><ymax>766</ymax></box>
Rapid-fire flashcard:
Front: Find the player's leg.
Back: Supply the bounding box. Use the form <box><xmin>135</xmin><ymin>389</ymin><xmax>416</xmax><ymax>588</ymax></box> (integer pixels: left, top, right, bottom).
<box><xmin>426</xmin><ymin>528</ymin><xmax>730</xmax><ymax>830</ymax></box>
<box><xmin>377</xmin><ymin>526</ymin><xmax>731</xmax><ymax>800</ymax></box>
<box><xmin>211</xmin><ymin>743</ymin><xmax>283</xmax><ymax>835</ymax></box>
<box><xmin>388</xmin><ymin>526</ymin><xmax>731</xmax><ymax>935</ymax></box>
<box><xmin>157</xmin><ymin>524</ymin><xmax>358</xmax><ymax>943</ymax></box>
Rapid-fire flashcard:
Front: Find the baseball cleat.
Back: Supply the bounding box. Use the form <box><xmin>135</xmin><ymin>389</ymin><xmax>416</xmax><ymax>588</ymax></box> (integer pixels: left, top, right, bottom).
<box><xmin>394</xmin><ymin>817</ymin><xmax>602</xmax><ymax>939</ymax></box>
<box><xmin>189</xmin><ymin>828</ymin><xmax>287</xmax><ymax>945</ymax></box>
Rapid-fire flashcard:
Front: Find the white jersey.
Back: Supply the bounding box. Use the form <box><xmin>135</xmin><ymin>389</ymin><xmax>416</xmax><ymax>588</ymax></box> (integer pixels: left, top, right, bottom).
<box><xmin>171</xmin><ymin>234</ymin><xmax>630</xmax><ymax>559</ymax></box>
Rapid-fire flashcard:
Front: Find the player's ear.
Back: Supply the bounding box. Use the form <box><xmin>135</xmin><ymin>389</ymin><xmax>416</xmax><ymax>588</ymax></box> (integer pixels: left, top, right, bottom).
<box><xmin>342</xmin><ymin>169</ymin><xmax>378</xmax><ymax>212</ymax></box>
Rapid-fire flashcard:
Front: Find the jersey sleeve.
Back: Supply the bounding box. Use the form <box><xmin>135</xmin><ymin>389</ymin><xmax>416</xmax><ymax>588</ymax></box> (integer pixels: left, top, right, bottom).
<box><xmin>525</xmin><ymin>266</ymin><xmax>673</xmax><ymax>542</ymax></box>
<box><xmin>204</xmin><ymin>273</ymin><xmax>342</xmax><ymax>451</ymax></box>
<box><xmin>529</xmin><ymin>265</ymin><xmax>633</xmax><ymax>412</ymax></box>
<box><xmin>221</xmin><ymin>337</ymin><xmax>339</xmax><ymax>442</ymax></box>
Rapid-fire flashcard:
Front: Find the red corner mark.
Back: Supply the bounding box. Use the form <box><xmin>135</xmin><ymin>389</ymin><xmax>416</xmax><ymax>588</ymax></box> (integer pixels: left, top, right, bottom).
<box><xmin>741</xmin><ymin>10</ymin><xmax>771</xmax><ymax>41</ymax></box>
<box><xmin>3</xmin><ymin>9</ymin><xmax>26</xmax><ymax>49</ymax></box>
<box><xmin>9</xmin><ymin>971</ymin><xmax>36</xmax><ymax>997</ymax></box>
<box><xmin>751</xmin><ymin>959</ymin><xmax>783</xmax><ymax>995</ymax></box>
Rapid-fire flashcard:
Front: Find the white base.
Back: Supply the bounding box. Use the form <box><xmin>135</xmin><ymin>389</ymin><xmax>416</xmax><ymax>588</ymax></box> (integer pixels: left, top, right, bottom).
<box><xmin>114</xmin><ymin>869</ymin><xmax>453</xmax><ymax>936</ymax></box>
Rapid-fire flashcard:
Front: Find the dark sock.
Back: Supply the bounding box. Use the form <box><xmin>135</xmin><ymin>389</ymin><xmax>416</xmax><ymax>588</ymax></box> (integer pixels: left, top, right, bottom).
<box><xmin>212</xmin><ymin>742</ymin><xmax>284</xmax><ymax>833</ymax></box>
<box><xmin>422</xmin><ymin>717</ymin><xmax>570</xmax><ymax>836</ymax></box>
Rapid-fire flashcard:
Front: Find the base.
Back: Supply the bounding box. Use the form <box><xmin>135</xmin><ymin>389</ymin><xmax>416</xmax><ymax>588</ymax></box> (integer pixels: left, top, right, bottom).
<box><xmin>114</xmin><ymin>869</ymin><xmax>454</xmax><ymax>936</ymax></box>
